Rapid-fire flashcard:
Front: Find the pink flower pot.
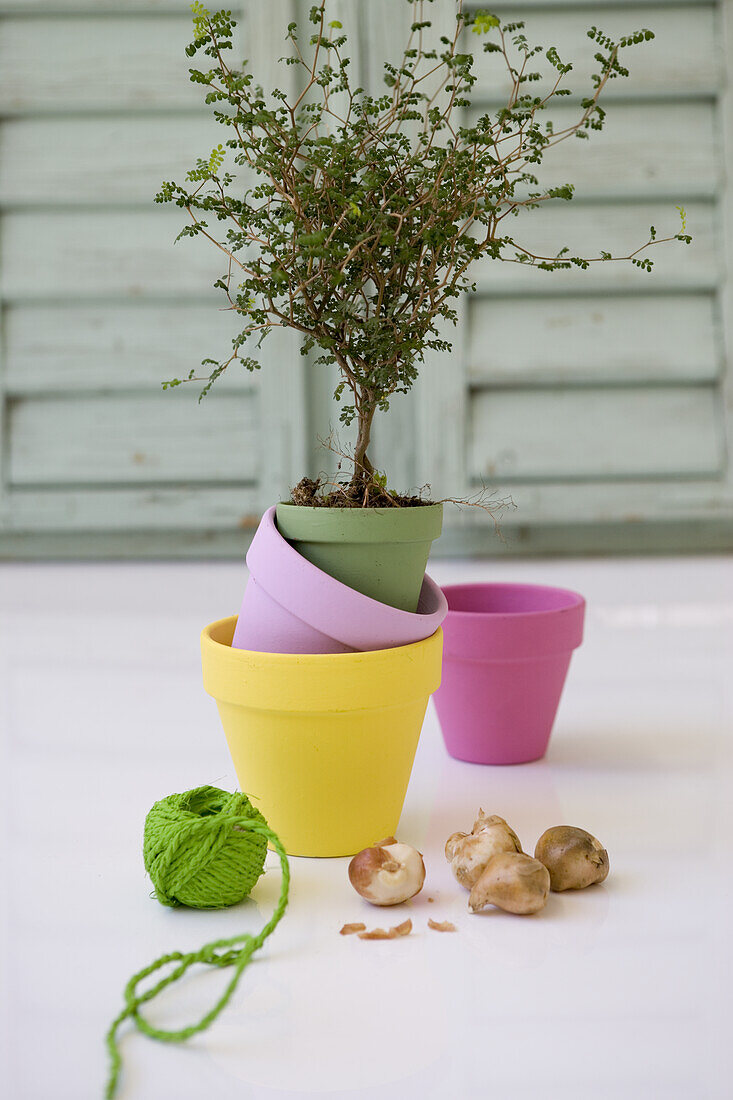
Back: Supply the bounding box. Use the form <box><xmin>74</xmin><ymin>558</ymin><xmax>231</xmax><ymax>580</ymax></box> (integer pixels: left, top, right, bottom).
<box><xmin>232</xmin><ymin>507</ymin><xmax>448</xmax><ymax>654</ymax></box>
<box><xmin>433</xmin><ymin>583</ymin><xmax>585</xmax><ymax>765</ymax></box>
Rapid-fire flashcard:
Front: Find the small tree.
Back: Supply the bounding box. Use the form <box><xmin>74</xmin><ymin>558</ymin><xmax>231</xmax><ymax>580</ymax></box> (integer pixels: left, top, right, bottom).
<box><xmin>157</xmin><ymin>1</ymin><xmax>689</xmax><ymax>504</ymax></box>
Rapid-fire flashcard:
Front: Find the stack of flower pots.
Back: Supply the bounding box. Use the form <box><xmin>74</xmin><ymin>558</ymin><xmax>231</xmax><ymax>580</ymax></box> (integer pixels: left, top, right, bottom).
<box><xmin>201</xmin><ymin>503</ymin><xmax>446</xmax><ymax>858</ymax></box>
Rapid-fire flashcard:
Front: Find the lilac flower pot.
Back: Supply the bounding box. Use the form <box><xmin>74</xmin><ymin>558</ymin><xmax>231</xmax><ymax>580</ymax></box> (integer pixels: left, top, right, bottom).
<box><xmin>433</xmin><ymin>583</ymin><xmax>585</xmax><ymax>765</ymax></box>
<box><xmin>231</xmin><ymin>507</ymin><xmax>448</xmax><ymax>654</ymax></box>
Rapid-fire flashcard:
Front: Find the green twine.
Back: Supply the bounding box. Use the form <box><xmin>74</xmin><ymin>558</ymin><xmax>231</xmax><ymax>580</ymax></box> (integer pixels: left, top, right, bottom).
<box><xmin>105</xmin><ymin>786</ymin><xmax>290</xmax><ymax>1099</ymax></box>
<box><xmin>143</xmin><ymin>786</ymin><xmax>269</xmax><ymax>909</ymax></box>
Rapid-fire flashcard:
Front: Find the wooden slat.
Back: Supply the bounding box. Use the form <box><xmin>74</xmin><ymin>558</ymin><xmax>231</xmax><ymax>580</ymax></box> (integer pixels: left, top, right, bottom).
<box><xmin>5</xmin><ymin>485</ymin><xmax>261</xmax><ymax>531</ymax></box>
<box><xmin>2</xmin><ymin>6</ymin><xmax>715</xmax><ymax>116</ymax></box>
<box><xmin>470</xmin><ymin>5</ymin><xmax>720</xmax><ymax>101</ymax></box>
<box><xmin>6</xmin><ymin>479</ymin><xmax>730</xmax><ymax>537</ymax></box>
<box><xmin>444</xmin><ymin>476</ymin><xmax>733</xmax><ymax>528</ymax></box>
<box><xmin>8</xmin><ymin>392</ymin><xmax>260</xmax><ymax>486</ymax></box>
<box><xmin>1</xmin><ymin>0</ymin><xmax>714</xmax><ymax>9</ymax></box>
<box><xmin>0</xmin><ymin>116</ymin><xmax>230</xmax><ymax>207</ymax></box>
<box><xmin>0</xmin><ymin>253</ymin><xmax>5</xmax><ymax>522</ymax></box>
<box><xmin>0</xmin><ymin>3</ymin><xmax>202</xmax><ymax>11</ymax></box>
<box><xmin>472</xmin><ymin>201</ymin><xmax>716</xmax><ymax>293</ymax></box>
<box><xmin>468</xmin><ymin>385</ymin><xmax>724</xmax><ymax>480</ymax></box>
<box><xmin>0</xmin><ymin>211</ymin><xmax>222</xmax><ymax>300</ymax></box>
<box><xmin>467</xmin><ymin>0</ymin><xmax>714</xmax><ymax>6</ymax></box>
<box><xmin>246</xmin><ymin>0</ymin><xmax>310</xmax><ymax>508</ymax></box>
<box><xmin>4</xmin><ymin>304</ymin><xmax>252</xmax><ymax>393</ymax></box>
<box><xmin>719</xmin><ymin>0</ymin><xmax>733</xmax><ymax>514</ymax></box>
<box><xmin>465</xmin><ymin>102</ymin><xmax>718</xmax><ymax>201</ymax></box>
<box><xmin>0</xmin><ymin>13</ymin><xmax>244</xmax><ymax>114</ymax></box>
<box><xmin>0</xmin><ymin>200</ymin><xmax>715</xmax><ymax>304</ymax></box>
<box><xmin>467</xmin><ymin>294</ymin><xmax>720</xmax><ymax>385</ymax></box>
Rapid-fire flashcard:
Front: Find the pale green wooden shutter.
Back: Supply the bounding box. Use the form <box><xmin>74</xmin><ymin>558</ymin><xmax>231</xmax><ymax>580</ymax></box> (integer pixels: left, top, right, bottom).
<box><xmin>1</xmin><ymin>0</ymin><xmax>731</xmax><ymax>556</ymax></box>
<box><xmin>0</xmin><ymin>1</ymin><xmax>306</xmax><ymax>556</ymax></box>
<box><xmin>365</xmin><ymin>0</ymin><xmax>733</xmax><ymax>553</ymax></box>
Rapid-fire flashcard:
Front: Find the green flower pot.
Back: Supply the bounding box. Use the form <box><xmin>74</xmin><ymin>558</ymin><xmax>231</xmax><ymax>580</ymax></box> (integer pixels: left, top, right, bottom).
<box><xmin>275</xmin><ymin>502</ymin><xmax>443</xmax><ymax>613</ymax></box>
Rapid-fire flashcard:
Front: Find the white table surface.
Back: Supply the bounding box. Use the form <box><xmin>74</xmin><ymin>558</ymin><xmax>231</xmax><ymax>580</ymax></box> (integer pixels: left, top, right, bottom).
<box><xmin>1</xmin><ymin>556</ymin><xmax>732</xmax><ymax>1100</ymax></box>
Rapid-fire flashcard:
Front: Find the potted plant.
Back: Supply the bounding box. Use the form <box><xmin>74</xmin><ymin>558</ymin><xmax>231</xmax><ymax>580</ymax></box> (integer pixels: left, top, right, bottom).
<box><xmin>158</xmin><ymin>2</ymin><xmax>689</xmax><ymax>614</ymax></box>
<box><xmin>160</xmin><ymin>2</ymin><xmax>690</xmax><ymax>849</ymax></box>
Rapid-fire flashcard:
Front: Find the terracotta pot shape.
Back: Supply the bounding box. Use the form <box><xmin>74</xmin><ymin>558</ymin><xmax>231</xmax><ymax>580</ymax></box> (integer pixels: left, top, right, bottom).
<box><xmin>231</xmin><ymin>506</ymin><xmax>447</xmax><ymax>654</ymax></box>
<box><xmin>202</xmin><ymin>617</ymin><xmax>443</xmax><ymax>857</ymax></box>
<box><xmin>275</xmin><ymin>501</ymin><xmax>443</xmax><ymax>613</ymax></box>
<box><xmin>434</xmin><ymin>583</ymin><xmax>585</xmax><ymax>765</ymax></box>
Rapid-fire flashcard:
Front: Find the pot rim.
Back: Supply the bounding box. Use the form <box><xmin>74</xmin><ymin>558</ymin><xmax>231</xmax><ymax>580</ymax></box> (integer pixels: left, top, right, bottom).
<box><xmin>441</xmin><ymin>582</ymin><xmax>585</xmax><ymax>620</ymax></box>
<box><xmin>275</xmin><ymin>500</ymin><xmax>443</xmax><ymax>544</ymax></box>
<box><xmin>202</xmin><ymin>616</ymin><xmax>443</xmax><ymax>711</ymax></box>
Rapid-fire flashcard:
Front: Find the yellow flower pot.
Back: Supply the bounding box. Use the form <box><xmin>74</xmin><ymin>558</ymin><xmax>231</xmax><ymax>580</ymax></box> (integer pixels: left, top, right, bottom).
<box><xmin>201</xmin><ymin>617</ymin><xmax>443</xmax><ymax>857</ymax></box>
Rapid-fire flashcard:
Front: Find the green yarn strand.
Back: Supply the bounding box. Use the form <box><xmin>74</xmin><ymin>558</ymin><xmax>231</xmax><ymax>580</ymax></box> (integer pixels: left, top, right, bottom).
<box><xmin>105</xmin><ymin>803</ymin><xmax>290</xmax><ymax>1099</ymax></box>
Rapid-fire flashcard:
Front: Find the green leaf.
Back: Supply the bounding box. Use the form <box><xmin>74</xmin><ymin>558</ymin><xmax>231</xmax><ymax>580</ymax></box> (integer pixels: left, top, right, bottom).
<box><xmin>472</xmin><ymin>11</ymin><xmax>500</xmax><ymax>35</ymax></box>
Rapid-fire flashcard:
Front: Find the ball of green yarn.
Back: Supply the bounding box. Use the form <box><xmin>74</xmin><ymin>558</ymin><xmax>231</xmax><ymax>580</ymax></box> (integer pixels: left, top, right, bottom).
<box><xmin>107</xmin><ymin>787</ymin><xmax>289</xmax><ymax>1099</ymax></box>
<box><xmin>143</xmin><ymin>785</ymin><xmax>268</xmax><ymax>909</ymax></box>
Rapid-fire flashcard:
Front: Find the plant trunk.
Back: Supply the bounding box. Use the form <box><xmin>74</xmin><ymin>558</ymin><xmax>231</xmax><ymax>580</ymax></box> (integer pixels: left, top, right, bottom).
<box><xmin>351</xmin><ymin>402</ymin><xmax>376</xmax><ymax>495</ymax></box>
